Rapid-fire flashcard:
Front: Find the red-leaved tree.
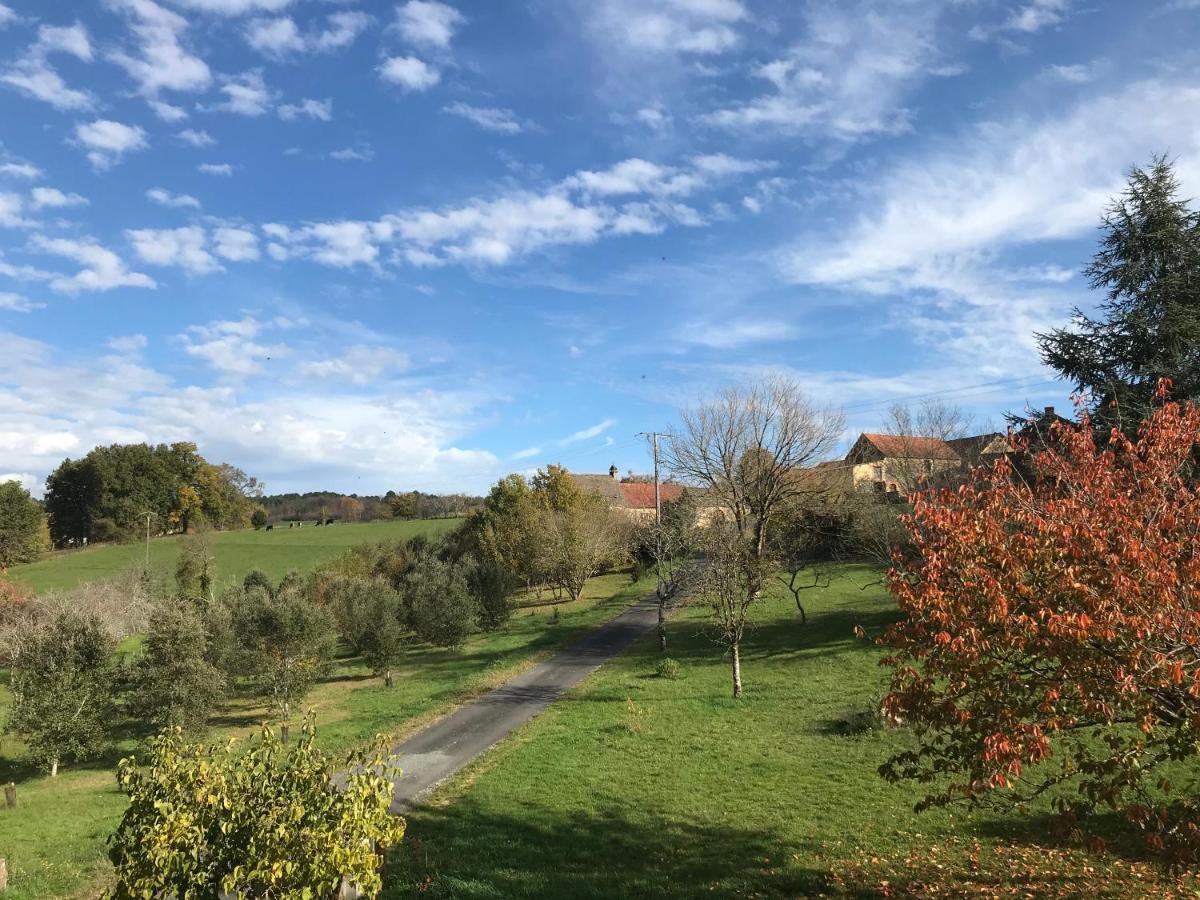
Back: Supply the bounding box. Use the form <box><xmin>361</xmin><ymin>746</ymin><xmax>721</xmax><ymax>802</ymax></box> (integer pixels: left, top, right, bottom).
<box><xmin>878</xmin><ymin>386</ymin><xmax>1200</xmax><ymax>864</ymax></box>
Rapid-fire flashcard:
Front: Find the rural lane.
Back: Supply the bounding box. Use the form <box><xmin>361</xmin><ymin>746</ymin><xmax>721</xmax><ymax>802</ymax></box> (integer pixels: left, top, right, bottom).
<box><xmin>385</xmin><ymin>591</ymin><xmax>664</xmax><ymax>812</ymax></box>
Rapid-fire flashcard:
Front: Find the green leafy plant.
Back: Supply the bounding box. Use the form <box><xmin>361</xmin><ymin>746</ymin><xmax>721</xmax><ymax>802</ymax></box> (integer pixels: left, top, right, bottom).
<box><xmin>654</xmin><ymin>657</ymin><xmax>681</xmax><ymax>680</ymax></box>
<box><xmin>105</xmin><ymin>715</ymin><xmax>405</xmax><ymax>898</ymax></box>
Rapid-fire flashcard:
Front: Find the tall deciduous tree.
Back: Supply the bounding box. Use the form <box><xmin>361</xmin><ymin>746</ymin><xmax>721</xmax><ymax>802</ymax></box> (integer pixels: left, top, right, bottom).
<box><xmin>0</xmin><ymin>480</ymin><xmax>49</xmax><ymax>568</ymax></box>
<box><xmin>1038</xmin><ymin>156</ymin><xmax>1200</xmax><ymax>430</ymax></box>
<box><xmin>6</xmin><ymin>611</ymin><xmax>116</xmax><ymax>776</ymax></box>
<box><xmin>878</xmin><ymin>388</ymin><xmax>1200</xmax><ymax>865</ymax></box>
<box><xmin>665</xmin><ymin>375</ymin><xmax>844</xmax><ymax>556</ymax></box>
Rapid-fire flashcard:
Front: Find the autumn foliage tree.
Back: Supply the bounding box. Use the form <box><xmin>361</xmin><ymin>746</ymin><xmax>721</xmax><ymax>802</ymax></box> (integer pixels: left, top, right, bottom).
<box><xmin>877</xmin><ymin>386</ymin><xmax>1200</xmax><ymax>864</ymax></box>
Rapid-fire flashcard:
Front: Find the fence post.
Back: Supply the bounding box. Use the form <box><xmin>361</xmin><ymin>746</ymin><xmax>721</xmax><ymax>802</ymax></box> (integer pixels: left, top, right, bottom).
<box><xmin>3</xmin><ymin>783</ymin><xmax>14</xmax><ymax>808</ymax></box>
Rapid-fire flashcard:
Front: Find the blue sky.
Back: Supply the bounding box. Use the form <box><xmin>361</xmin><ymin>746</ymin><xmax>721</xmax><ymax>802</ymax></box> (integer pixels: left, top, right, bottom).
<box><xmin>1</xmin><ymin>0</ymin><xmax>1197</xmax><ymax>496</ymax></box>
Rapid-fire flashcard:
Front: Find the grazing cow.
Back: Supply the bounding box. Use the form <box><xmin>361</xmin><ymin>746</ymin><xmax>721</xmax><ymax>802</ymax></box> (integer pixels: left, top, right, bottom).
<box><xmin>324</xmin><ymin>517</ymin><xmax>335</xmax><ymax>525</ymax></box>
<box><xmin>265</xmin><ymin>524</ymin><xmax>274</xmax><ymax>532</ymax></box>
<box><xmin>314</xmin><ymin>520</ymin><xmax>322</xmax><ymax>527</ymax></box>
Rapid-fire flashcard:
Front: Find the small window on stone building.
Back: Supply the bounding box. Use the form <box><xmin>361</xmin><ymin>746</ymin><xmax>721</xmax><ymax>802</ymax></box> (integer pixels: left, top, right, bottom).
<box><xmin>872</xmin><ymin>464</ymin><xmax>883</xmax><ymax>481</ymax></box>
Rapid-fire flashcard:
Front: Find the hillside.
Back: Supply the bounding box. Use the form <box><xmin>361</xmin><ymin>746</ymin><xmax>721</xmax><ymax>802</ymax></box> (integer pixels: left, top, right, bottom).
<box><xmin>5</xmin><ymin>519</ymin><xmax>460</xmax><ymax>594</ymax></box>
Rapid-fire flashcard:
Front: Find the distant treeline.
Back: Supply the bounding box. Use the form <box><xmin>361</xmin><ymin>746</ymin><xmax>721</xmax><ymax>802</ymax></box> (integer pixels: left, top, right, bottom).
<box><xmin>260</xmin><ymin>490</ymin><xmax>483</xmax><ymax>524</ymax></box>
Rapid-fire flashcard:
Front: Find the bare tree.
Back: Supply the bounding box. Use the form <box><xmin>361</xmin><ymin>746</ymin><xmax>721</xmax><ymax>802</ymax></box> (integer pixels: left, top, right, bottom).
<box><xmin>696</xmin><ymin>526</ymin><xmax>771</xmax><ymax>699</ymax></box>
<box><xmin>664</xmin><ymin>375</ymin><xmax>845</xmax><ymax>558</ymax></box>
<box><xmin>541</xmin><ymin>503</ymin><xmax>629</xmax><ymax>604</ymax></box>
<box><xmin>635</xmin><ymin>493</ymin><xmax>699</xmax><ymax>652</ymax></box>
<box><xmin>878</xmin><ymin>399</ymin><xmax>974</xmax><ymax>495</ymax></box>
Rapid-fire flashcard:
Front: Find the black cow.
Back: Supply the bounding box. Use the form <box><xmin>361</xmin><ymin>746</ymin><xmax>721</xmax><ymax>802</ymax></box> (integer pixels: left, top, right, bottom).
<box><xmin>265</xmin><ymin>524</ymin><xmax>274</xmax><ymax>532</ymax></box>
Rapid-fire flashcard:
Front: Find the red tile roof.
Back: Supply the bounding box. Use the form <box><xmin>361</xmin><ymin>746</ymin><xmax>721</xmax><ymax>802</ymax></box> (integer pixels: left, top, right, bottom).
<box><xmin>860</xmin><ymin>433</ymin><xmax>959</xmax><ymax>461</ymax></box>
<box><xmin>618</xmin><ymin>482</ymin><xmax>684</xmax><ymax>510</ymax></box>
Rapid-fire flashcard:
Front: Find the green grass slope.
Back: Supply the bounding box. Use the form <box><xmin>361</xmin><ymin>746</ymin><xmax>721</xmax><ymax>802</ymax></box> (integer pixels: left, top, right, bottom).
<box><xmin>6</xmin><ymin>518</ymin><xmax>459</xmax><ymax>594</ymax></box>
<box><xmin>384</xmin><ymin>565</ymin><xmax>1184</xmax><ymax>898</ymax></box>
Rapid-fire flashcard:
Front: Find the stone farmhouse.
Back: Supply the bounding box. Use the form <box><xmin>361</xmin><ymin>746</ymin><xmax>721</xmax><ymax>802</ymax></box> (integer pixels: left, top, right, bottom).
<box><xmin>568</xmin><ymin>466</ymin><xmax>685</xmax><ymax>522</ymax></box>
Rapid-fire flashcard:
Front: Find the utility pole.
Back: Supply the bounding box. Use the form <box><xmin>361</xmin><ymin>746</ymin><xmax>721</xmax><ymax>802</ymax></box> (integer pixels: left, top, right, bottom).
<box><xmin>639</xmin><ymin>431</ymin><xmax>668</xmax><ymax>651</ymax></box>
<box><xmin>144</xmin><ymin>512</ymin><xmax>152</xmax><ymax>575</ymax></box>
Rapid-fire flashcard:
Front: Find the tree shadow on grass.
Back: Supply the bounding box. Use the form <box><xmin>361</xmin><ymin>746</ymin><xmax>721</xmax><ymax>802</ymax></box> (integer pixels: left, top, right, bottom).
<box><xmin>382</xmin><ymin>801</ymin><xmax>831</xmax><ymax>899</ymax></box>
<box><xmin>971</xmin><ymin>808</ymin><xmax>1158</xmax><ymax>865</ymax></box>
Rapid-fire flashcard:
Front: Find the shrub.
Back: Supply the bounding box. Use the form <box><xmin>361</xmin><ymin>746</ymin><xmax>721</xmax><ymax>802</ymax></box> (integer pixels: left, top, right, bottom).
<box><xmin>405</xmin><ymin>556</ymin><xmax>478</xmax><ymax>648</ymax></box>
<box><xmin>105</xmin><ymin>717</ymin><xmax>405</xmax><ymax>898</ymax></box>
<box><xmin>128</xmin><ymin>602</ymin><xmax>226</xmax><ymax>732</ymax></box>
<box><xmin>6</xmin><ymin>610</ymin><xmax>116</xmax><ymax>776</ymax></box>
<box><xmin>654</xmin><ymin>657</ymin><xmax>681</xmax><ymax>680</ymax></box>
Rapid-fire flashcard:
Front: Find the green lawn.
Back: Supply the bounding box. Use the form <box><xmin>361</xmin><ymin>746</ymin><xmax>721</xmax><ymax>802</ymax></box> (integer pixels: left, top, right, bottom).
<box><xmin>0</xmin><ymin>570</ymin><xmax>654</xmax><ymax>899</ymax></box>
<box><xmin>383</xmin><ymin>565</ymin><xmax>1196</xmax><ymax>898</ymax></box>
<box><xmin>6</xmin><ymin>518</ymin><xmax>460</xmax><ymax>594</ymax></box>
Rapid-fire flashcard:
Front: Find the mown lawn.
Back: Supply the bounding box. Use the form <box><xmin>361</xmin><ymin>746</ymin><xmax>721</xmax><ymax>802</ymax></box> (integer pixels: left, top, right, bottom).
<box><xmin>0</xmin><ymin>571</ymin><xmax>654</xmax><ymax>899</ymax></box>
<box><xmin>6</xmin><ymin>518</ymin><xmax>460</xmax><ymax>594</ymax></box>
<box><xmin>383</xmin><ymin>565</ymin><xmax>1196</xmax><ymax>898</ymax></box>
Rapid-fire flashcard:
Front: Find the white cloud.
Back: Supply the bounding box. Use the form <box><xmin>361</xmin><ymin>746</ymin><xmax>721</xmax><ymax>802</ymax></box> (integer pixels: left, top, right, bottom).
<box><xmin>109</xmin><ymin>0</ymin><xmax>212</xmax><ymax>96</ymax></box>
<box><xmin>588</xmin><ymin>0</ymin><xmax>745</xmax><ymax>57</ymax></box>
<box><xmin>245</xmin><ymin>16</ymin><xmax>305</xmax><ymax>56</ymax></box>
<box><xmin>0</xmin><ymin>20</ymin><xmax>97</xmax><ymax>110</ymax></box>
<box><xmin>126</xmin><ymin>226</ymin><xmax>220</xmax><ymax>274</ymax></box>
<box><xmin>165</xmin><ymin>0</ymin><xmax>293</xmax><ymax>13</ymax></box>
<box><xmin>1</xmin><ymin>60</ymin><xmax>93</xmax><ymax>110</ymax></box>
<box><xmin>147</xmin><ymin>187</ymin><xmax>201</xmax><ymax>208</ymax></box>
<box><xmin>180</xmin><ymin>316</ymin><xmax>282</xmax><ymax>375</ymax></box>
<box><xmin>267</xmin><ymin>152</ymin><xmax>767</xmax><ymax>269</ymax></box>
<box><xmin>198</xmin><ymin>162</ymin><xmax>234</xmax><ymax>175</ymax></box>
<box><xmin>0</xmin><ymin>5</ymin><xmax>16</xmax><ymax>27</ymax></box>
<box><xmin>211</xmin><ymin>70</ymin><xmax>273</xmax><ymax>115</ymax></box>
<box><xmin>178</xmin><ymin>128</ymin><xmax>215</xmax><ymax>146</ymax></box>
<box><xmin>702</xmin><ymin>1</ymin><xmax>951</xmax><ymax>141</ymax></box>
<box><xmin>246</xmin><ymin>11</ymin><xmax>370</xmax><ymax>57</ymax></box>
<box><xmin>314</xmin><ymin>11</ymin><xmax>371</xmax><ymax>51</ymax></box>
<box><xmin>511</xmin><ymin>446</ymin><xmax>541</xmax><ymax>460</ymax></box>
<box><xmin>443</xmin><ymin>102</ymin><xmax>524</xmax><ymax>134</ymax></box>
<box><xmin>0</xmin><ymin>193</ymin><xmax>27</xmax><ymax>227</ymax></box>
<box><xmin>212</xmin><ymin>226</ymin><xmax>259</xmax><ymax>261</ymax></box>
<box><xmin>395</xmin><ymin>1</ymin><xmax>464</xmax><ymax>48</ymax></box>
<box><xmin>150</xmin><ymin>99</ymin><xmax>188</xmax><ymax>121</ymax></box>
<box><xmin>297</xmin><ymin>344</ymin><xmax>411</xmax><ymax>385</ymax></box>
<box><xmin>278</xmin><ymin>97</ymin><xmax>332</xmax><ymax>121</ymax></box>
<box><xmin>108</xmin><ymin>333</ymin><xmax>148</xmax><ymax>352</ymax></box>
<box><xmin>330</xmin><ymin>146</ymin><xmax>374</xmax><ymax>162</ymax></box>
<box><xmin>378</xmin><ymin>56</ymin><xmax>440</xmax><ymax>91</ymax></box>
<box><xmin>1045</xmin><ymin>62</ymin><xmax>1097</xmax><ymax>84</ymax></box>
<box><xmin>784</xmin><ymin>80</ymin><xmax>1200</xmax><ymax>290</ymax></box>
<box><xmin>1005</xmin><ymin>0</ymin><xmax>1070</xmax><ymax>33</ymax></box>
<box><xmin>680</xmin><ymin>318</ymin><xmax>799</xmax><ymax>348</ymax></box>
<box><xmin>74</xmin><ymin>119</ymin><xmax>148</xmax><ymax>169</ymax></box>
<box><xmin>36</xmin><ymin>23</ymin><xmax>93</xmax><ymax>61</ymax></box>
<box><xmin>0</xmin><ymin>162</ymin><xmax>40</xmax><ymax>179</ymax></box>
<box><xmin>635</xmin><ymin>106</ymin><xmax>671</xmax><ymax>129</ymax></box>
<box><xmin>31</xmin><ymin>186</ymin><xmax>88</xmax><ymax>209</ymax></box>
<box><xmin>560</xmin><ymin>418</ymin><xmax>615</xmax><ymax>445</ymax></box>
<box><xmin>0</xmin><ymin>292</ymin><xmax>41</xmax><ymax>312</ymax></box>
<box><xmin>31</xmin><ymin>234</ymin><xmax>157</xmax><ymax>293</ymax></box>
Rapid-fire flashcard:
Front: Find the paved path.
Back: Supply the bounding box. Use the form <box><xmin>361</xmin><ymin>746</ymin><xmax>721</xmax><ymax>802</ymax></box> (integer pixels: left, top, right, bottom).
<box><xmin>386</xmin><ymin>592</ymin><xmax>662</xmax><ymax>812</ymax></box>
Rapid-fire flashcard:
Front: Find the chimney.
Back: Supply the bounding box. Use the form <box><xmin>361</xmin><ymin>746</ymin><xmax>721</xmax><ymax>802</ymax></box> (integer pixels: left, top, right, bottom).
<box><xmin>1044</xmin><ymin>406</ymin><xmax>1055</xmax><ymax>418</ymax></box>
<box><xmin>608</xmin><ymin>464</ymin><xmax>619</xmax><ymax>480</ymax></box>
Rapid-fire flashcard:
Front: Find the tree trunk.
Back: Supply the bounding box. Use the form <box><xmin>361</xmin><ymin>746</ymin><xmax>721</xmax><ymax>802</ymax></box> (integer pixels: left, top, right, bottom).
<box><xmin>384</xmin><ymin>669</ymin><xmax>393</xmax><ymax>688</ymax></box>
<box><xmin>281</xmin><ymin>723</ymin><xmax>289</xmax><ymax>744</ymax></box>
<box><xmin>50</xmin><ymin>758</ymin><xmax>58</xmax><ymax>778</ymax></box>
<box><xmin>657</xmin><ymin>601</ymin><xmax>667</xmax><ymax>652</ymax></box>
<box><xmin>731</xmin><ymin>642</ymin><xmax>743</xmax><ymax>699</ymax></box>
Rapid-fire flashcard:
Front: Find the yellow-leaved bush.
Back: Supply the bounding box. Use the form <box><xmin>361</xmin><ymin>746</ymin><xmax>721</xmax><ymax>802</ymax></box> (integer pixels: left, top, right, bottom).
<box><xmin>104</xmin><ymin>714</ymin><xmax>405</xmax><ymax>899</ymax></box>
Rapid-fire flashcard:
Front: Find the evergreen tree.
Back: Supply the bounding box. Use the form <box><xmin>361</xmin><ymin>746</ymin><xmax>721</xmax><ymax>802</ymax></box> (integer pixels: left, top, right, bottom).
<box><xmin>129</xmin><ymin>603</ymin><xmax>226</xmax><ymax>732</ymax></box>
<box><xmin>1038</xmin><ymin>156</ymin><xmax>1200</xmax><ymax>429</ymax></box>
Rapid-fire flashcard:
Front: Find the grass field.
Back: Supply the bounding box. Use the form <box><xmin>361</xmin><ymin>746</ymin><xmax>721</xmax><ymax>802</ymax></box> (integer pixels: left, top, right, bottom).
<box><xmin>383</xmin><ymin>565</ymin><xmax>1193</xmax><ymax>898</ymax></box>
<box><xmin>6</xmin><ymin>518</ymin><xmax>460</xmax><ymax>594</ymax></box>
<box><xmin>0</xmin><ymin>569</ymin><xmax>654</xmax><ymax>899</ymax></box>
